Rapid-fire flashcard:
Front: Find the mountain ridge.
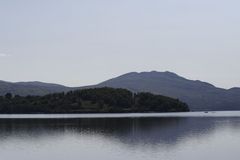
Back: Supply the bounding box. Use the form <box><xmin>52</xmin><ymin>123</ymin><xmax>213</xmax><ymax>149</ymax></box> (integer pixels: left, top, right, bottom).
<box><xmin>95</xmin><ymin>71</ymin><xmax>240</xmax><ymax>111</ymax></box>
<box><xmin>0</xmin><ymin>80</ymin><xmax>71</xmax><ymax>96</ymax></box>
<box><xmin>0</xmin><ymin>71</ymin><xmax>240</xmax><ymax>111</ymax></box>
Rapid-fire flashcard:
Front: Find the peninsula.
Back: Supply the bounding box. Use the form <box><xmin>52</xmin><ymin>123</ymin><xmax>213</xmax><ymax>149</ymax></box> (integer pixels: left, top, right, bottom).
<box><xmin>0</xmin><ymin>87</ymin><xmax>189</xmax><ymax>114</ymax></box>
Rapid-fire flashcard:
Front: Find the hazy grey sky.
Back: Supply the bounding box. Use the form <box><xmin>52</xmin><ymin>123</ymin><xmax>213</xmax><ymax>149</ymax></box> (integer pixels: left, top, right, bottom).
<box><xmin>0</xmin><ymin>0</ymin><xmax>240</xmax><ymax>88</ymax></box>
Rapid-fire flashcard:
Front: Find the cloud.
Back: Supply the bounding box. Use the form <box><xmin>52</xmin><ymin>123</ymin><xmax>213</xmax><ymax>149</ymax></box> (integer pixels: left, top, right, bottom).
<box><xmin>0</xmin><ymin>53</ymin><xmax>10</xmax><ymax>57</ymax></box>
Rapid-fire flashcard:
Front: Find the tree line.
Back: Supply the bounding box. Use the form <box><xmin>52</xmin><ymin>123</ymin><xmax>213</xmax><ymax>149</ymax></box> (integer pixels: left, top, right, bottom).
<box><xmin>0</xmin><ymin>87</ymin><xmax>189</xmax><ymax>113</ymax></box>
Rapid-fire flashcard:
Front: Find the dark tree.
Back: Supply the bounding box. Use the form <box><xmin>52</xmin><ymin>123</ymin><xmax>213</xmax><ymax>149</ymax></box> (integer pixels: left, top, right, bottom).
<box><xmin>0</xmin><ymin>87</ymin><xmax>189</xmax><ymax>114</ymax></box>
<box><xmin>5</xmin><ymin>93</ymin><xmax>12</xmax><ymax>100</ymax></box>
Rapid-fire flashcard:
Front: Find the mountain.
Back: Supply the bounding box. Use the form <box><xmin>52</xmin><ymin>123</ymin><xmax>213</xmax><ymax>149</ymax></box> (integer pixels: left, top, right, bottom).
<box><xmin>0</xmin><ymin>80</ymin><xmax>70</xmax><ymax>96</ymax></box>
<box><xmin>94</xmin><ymin>71</ymin><xmax>240</xmax><ymax>111</ymax></box>
<box><xmin>1</xmin><ymin>71</ymin><xmax>240</xmax><ymax>111</ymax></box>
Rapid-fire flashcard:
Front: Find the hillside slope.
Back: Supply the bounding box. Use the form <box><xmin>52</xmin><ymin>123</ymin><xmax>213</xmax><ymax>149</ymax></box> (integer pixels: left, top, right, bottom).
<box><xmin>0</xmin><ymin>87</ymin><xmax>189</xmax><ymax>113</ymax></box>
<box><xmin>1</xmin><ymin>71</ymin><xmax>240</xmax><ymax>111</ymax></box>
<box><xmin>0</xmin><ymin>81</ymin><xmax>70</xmax><ymax>96</ymax></box>
<box><xmin>96</xmin><ymin>71</ymin><xmax>240</xmax><ymax>111</ymax></box>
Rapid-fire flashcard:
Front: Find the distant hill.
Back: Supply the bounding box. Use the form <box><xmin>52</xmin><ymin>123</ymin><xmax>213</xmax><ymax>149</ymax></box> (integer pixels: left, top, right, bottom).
<box><xmin>94</xmin><ymin>71</ymin><xmax>240</xmax><ymax>111</ymax></box>
<box><xmin>1</xmin><ymin>71</ymin><xmax>240</xmax><ymax>111</ymax></box>
<box><xmin>0</xmin><ymin>87</ymin><xmax>189</xmax><ymax>113</ymax></box>
<box><xmin>0</xmin><ymin>80</ymin><xmax>70</xmax><ymax>96</ymax></box>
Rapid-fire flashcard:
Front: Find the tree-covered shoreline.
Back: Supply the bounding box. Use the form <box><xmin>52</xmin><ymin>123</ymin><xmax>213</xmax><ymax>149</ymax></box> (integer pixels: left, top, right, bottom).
<box><xmin>0</xmin><ymin>87</ymin><xmax>189</xmax><ymax>114</ymax></box>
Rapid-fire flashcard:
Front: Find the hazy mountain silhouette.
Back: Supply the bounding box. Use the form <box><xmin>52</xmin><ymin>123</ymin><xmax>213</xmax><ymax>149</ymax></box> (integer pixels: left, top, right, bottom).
<box><xmin>1</xmin><ymin>71</ymin><xmax>240</xmax><ymax>111</ymax></box>
<box><xmin>95</xmin><ymin>71</ymin><xmax>240</xmax><ymax>111</ymax></box>
<box><xmin>0</xmin><ymin>80</ymin><xmax>70</xmax><ymax>96</ymax></box>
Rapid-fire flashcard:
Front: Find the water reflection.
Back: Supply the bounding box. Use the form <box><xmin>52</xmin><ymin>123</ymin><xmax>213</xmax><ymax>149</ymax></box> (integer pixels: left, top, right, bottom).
<box><xmin>1</xmin><ymin>117</ymin><xmax>240</xmax><ymax>147</ymax></box>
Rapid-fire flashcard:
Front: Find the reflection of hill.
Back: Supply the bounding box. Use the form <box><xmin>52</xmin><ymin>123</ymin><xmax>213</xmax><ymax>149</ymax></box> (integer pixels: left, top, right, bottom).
<box><xmin>0</xmin><ymin>117</ymin><xmax>239</xmax><ymax>147</ymax></box>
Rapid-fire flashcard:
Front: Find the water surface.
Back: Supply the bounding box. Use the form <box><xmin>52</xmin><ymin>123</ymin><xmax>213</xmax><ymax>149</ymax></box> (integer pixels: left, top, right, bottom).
<box><xmin>0</xmin><ymin>112</ymin><xmax>240</xmax><ymax>160</ymax></box>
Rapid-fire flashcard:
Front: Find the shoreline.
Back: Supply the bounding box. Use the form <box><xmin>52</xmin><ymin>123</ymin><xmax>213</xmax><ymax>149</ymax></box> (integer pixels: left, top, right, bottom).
<box><xmin>0</xmin><ymin>111</ymin><xmax>240</xmax><ymax>119</ymax></box>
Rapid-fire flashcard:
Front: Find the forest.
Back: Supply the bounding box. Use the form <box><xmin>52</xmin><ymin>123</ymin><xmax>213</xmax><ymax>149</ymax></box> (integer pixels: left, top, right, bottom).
<box><xmin>0</xmin><ymin>87</ymin><xmax>189</xmax><ymax>113</ymax></box>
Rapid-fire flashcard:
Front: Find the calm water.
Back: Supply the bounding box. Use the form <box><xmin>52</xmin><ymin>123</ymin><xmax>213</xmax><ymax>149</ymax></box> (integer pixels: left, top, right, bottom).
<box><xmin>0</xmin><ymin>112</ymin><xmax>240</xmax><ymax>160</ymax></box>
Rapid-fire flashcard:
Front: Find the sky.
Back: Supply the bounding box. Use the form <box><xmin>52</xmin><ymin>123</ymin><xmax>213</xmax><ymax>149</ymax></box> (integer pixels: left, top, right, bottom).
<box><xmin>0</xmin><ymin>0</ymin><xmax>240</xmax><ymax>89</ymax></box>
